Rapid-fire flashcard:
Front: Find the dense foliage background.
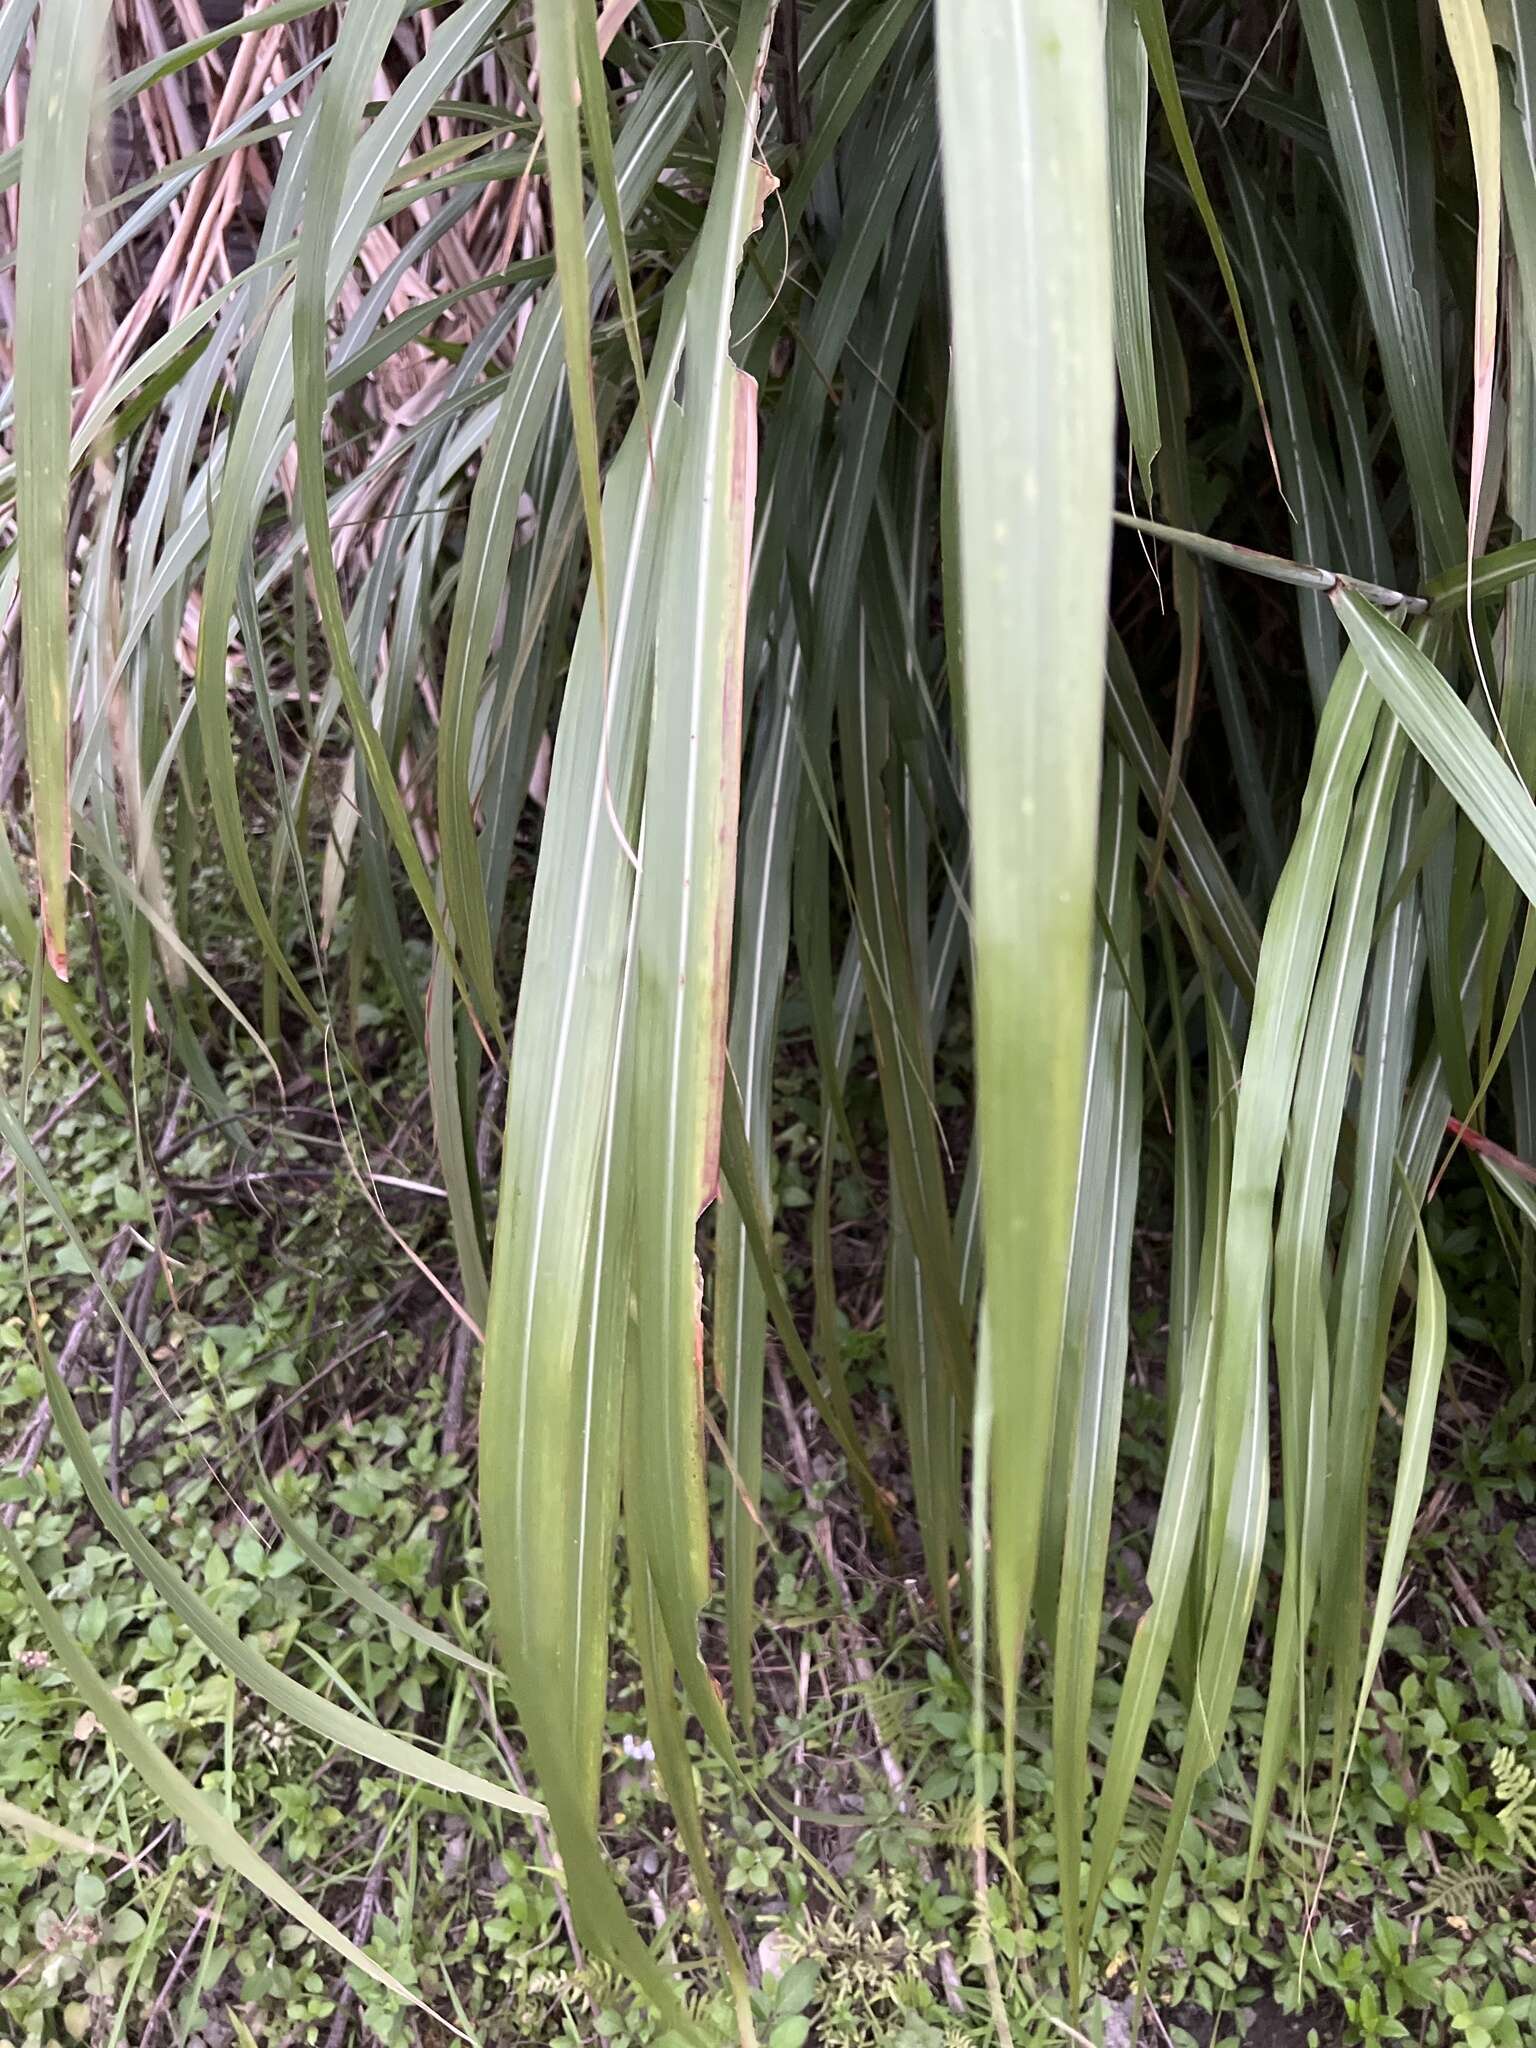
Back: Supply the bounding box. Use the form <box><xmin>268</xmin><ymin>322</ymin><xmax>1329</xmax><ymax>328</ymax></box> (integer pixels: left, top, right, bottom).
<box><xmin>3</xmin><ymin>2</ymin><xmax>1536</xmax><ymax>2043</ymax></box>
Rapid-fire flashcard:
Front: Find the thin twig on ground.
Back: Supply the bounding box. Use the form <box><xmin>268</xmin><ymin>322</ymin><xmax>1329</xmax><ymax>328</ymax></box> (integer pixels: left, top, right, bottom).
<box><xmin>322</xmin><ymin>1832</ymin><xmax>392</xmax><ymax>2048</ymax></box>
<box><xmin>142</xmin><ymin>1901</ymin><xmax>218</xmax><ymax>2046</ymax></box>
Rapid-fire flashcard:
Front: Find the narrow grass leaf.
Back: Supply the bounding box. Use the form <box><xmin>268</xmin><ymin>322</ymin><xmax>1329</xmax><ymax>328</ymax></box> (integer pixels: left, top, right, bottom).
<box><xmin>1297</xmin><ymin>0</ymin><xmax>1463</xmax><ymax>568</ymax></box>
<box><xmin>1106</xmin><ymin>0</ymin><xmax>1159</xmax><ymax>497</ymax></box>
<box><xmin>436</xmin><ymin>56</ymin><xmax>693</xmax><ymax>1036</ymax></box>
<box><xmin>1131</xmin><ymin>0</ymin><xmax>1277</xmax><ymax>479</ymax></box>
<box><xmin>43</xmin><ymin>1359</ymin><xmax>541</xmax><ymax>1818</ymax></box>
<box><xmin>1438</xmin><ymin>0</ymin><xmax>1502</xmax><ymax>546</ymax></box>
<box><xmin>1335</xmin><ymin>588</ymin><xmax>1536</xmax><ymax>907</ymax></box>
<box><xmin>536</xmin><ymin>0</ymin><xmax>611</xmax><ymax>694</ymax></box>
<box><xmin>1251</xmin><ymin>714</ymin><xmax>1407</xmax><ymax>1870</ymax></box>
<box><xmin>1052</xmin><ymin>750</ymin><xmax>1142</xmax><ymax>1998</ymax></box>
<box><xmin>14</xmin><ymin>0</ymin><xmax>114</xmax><ymax>975</ymax></box>
<box><xmin>1085</xmin><ymin>957</ymin><xmax>1235</xmax><ymax>1935</ymax></box>
<box><xmin>1326</xmin><ymin>1230</ymin><xmax>1447</xmax><ymax>1844</ymax></box>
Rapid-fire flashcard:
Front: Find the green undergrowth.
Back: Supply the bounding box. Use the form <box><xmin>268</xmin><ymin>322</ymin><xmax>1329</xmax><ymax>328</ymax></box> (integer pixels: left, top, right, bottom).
<box><xmin>2</xmin><ymin>927</ymin><xmax>1535</xmax><ymax>2048</ymax></box>
<box><xmin>0</xmin><ymin>917</ymin><xmax>1531</xmax><ymax>2048</ymax></box>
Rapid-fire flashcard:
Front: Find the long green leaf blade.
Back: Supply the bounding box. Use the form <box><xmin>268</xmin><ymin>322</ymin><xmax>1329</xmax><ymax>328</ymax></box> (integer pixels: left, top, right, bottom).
<box><xmin>935</xmin><ymin>0</ymin><xmax>1115</xmax><ymax>1786</ymax></box>
<box><xmin>15</xmin><ymin>0</ymin><xmax>114</xmax><ymax>975</ymax></box>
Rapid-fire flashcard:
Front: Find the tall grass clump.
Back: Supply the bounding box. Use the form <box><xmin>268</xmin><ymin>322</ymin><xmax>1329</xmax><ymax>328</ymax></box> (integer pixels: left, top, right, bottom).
<box><xmin>2</xmin><ymin>0</ymin><xmax>1536</xmax><ymax>2038</ymax></box>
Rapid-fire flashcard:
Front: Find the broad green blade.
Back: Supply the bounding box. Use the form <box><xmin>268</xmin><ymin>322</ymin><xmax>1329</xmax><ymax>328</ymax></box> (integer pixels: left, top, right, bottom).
<box><xmin>934</xmin><ymin>0</ymin><xmax>1115</xmax><ymax>1802</ymax></box>
<box><xmin>482</xmin><ymin>314</ymin><xmax>687</xmax><ymax>1813</ymax></box>
<box><xmin>627</xmin><ymin>0</ymin><xmax>775</xmax><ymax>1739</ymax></box>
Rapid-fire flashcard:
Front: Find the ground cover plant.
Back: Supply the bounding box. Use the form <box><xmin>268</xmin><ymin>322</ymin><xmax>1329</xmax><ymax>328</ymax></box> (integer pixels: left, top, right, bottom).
<box><xmin>3</xmin><ymin>0</ymin><xmax>1536</xmax><ymax>2042</ymax></box>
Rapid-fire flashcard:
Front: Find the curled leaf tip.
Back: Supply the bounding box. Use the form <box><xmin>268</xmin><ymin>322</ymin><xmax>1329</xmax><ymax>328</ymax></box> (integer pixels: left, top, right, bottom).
<box><xmin>748</xmin><ymin>162</ymin><xmax>779</xmax><ymax>236</ymax></box>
